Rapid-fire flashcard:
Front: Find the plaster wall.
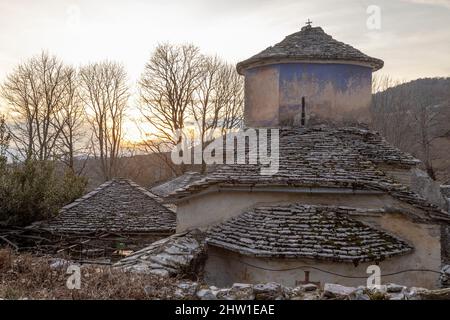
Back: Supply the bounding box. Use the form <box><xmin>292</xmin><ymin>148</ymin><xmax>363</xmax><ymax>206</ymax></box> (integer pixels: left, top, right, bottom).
<box><xmin>243</xmin><ymin>63</ymin><xmax>372</xmax><ymax>127</ymax></box>
<box><xmin>177</xmin><ymin>189</ymin><xmax>398</xmax><ymax>232</ymax></box>
<box><xmin>244</xmin><ymin>65</ymin><xmax>279</xmax><ymax>127</ymax></box>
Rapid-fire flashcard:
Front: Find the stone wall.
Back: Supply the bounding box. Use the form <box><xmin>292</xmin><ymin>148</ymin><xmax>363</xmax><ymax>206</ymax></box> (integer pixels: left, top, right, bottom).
<box><xmin>410</xmin><ymin>168</ymin><xmax>448</xmax><ymax>210</ymax></box>
<box><xmin>376</xmin><ymin>165</ymin><xmax>448</xmax><ymax>211</ymax></box>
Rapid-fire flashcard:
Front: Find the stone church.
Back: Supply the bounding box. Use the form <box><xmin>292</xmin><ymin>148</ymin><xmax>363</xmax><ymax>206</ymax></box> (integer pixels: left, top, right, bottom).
<box><xmin>119</xmin><ymin>24</ymin><xmax>450</xmax><ymax>289</ymax></box>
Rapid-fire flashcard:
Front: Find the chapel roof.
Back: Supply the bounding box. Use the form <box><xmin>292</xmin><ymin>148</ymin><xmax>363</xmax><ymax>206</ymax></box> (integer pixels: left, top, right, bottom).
<box><xmin>167</xmin><ymin>126</ymin><xmax>449</xmax><ymax>222</ymax></box>
<box><xmin>237</xmin><ymin>25</ymin><xmax>384</xmax><ymax>74</ymax></box>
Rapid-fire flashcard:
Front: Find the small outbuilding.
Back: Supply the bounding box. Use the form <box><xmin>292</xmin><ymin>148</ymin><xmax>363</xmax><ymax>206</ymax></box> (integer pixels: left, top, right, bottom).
<box><xmin>35</xmin><ymin>178</ymin><xmax>176</xmax><ymax>260</ymax></box>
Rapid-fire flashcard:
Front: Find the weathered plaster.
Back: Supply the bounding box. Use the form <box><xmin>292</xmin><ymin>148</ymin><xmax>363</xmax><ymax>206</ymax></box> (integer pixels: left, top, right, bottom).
<box><xmin>176</xmin><ymin>188</ymin><xmax>429</xmax><ymax>233</ymax></box>
<box><xmin>243</xmin><ymin>63</ymin><xmax>372</xmax><ymax>127</ymax></box>
<box><xmin>244</xmin><ymin>65</ymin><xmax>279</xmax><ymax>127</ymax></box>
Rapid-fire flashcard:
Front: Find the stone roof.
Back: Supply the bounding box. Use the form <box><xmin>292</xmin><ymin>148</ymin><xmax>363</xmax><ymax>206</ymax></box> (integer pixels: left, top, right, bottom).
<box><xmin>168</xmin><ymin>126</ymin><xmax>450</xmax><ymax>222</ymax></box>
<box><xmin>114</xmin><ymin>230</ymin><xmax>206</xmax><ymax>277</ymax></box>
<box><xmin>237</xmin><ymin>26</ymin><xmax>384</xmax><ymax>74</ymax></box>
<box><xmin>207</xmin><ymin>204</ymin><xmax>413</xmax><ymax>262</ymax></box>
<box><xmin>36</xmin><ymin>178</ymin><xmax>176</xmax><ymax>234</ymax></box>
<box><xmin>151</xmin><ymin>172</ymin><xmax>204</xmax><ymax>198</ymax></box>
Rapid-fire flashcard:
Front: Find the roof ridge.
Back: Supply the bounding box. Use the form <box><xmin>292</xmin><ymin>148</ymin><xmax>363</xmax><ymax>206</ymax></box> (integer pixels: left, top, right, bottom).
<box><xmin>60</xmin><ymin>178</ymin><xmax>172</xmax><ymax>214</ymax></box>
<box><xmin>124</xmin><ymin>179</ymin><xmax>176</xmax><ymax>213</ymax></box>
<box><xmin>125</xmin><ymin>179</ymin><xmax>162</xmax><ymax>200</ymax></box>
<box><xmin>37</xmin><ymin>178</ymin><xmax>177</xmax><ymax>234</ymax></box>
<box><xmin>59</xmin><ymin>180</ymin><xmax>114</xmax><ymax>212</ymax></box>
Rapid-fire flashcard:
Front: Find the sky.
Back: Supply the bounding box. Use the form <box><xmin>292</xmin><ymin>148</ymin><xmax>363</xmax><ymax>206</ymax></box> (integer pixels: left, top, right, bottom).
<box><xmin>0</xmin><ymin>0</ymin><xmax>449</xmax><ymax>141</ymax></box>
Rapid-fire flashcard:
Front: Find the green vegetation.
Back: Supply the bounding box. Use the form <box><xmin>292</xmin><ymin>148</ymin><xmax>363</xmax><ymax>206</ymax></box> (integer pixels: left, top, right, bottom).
<box><xmin>0</xmin><ymin>160</ymin><xmax>87</xmax><ymax>226</ymax></box>
<box><xmin>0</xmin><ymin>115</ymin><xmax>86</xmax><ymax>226</ymax></box>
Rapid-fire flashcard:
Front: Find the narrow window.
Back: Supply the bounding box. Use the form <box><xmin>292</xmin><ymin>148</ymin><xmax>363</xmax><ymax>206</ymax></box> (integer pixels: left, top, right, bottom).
<box><xmin>301</xmin><ymin>96</ymin><xmax>306</xmax><ymax>126</ymax></box>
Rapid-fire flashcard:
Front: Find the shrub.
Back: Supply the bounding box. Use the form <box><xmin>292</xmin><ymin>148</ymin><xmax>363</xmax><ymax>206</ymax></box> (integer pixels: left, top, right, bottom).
<box><xmin>0</xmin><ymin>160</ymin><xmax>87</xmax><ymax>226</ymax></box>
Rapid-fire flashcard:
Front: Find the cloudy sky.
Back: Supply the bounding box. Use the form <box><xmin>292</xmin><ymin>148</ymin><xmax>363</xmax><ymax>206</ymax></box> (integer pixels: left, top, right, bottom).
<box><xmin>0</xmin><ymin>0</ymin><xmax>449</xmax><ymax>141</ymax></box>
<box><xmin>0</xmin><ymin>0</ymin><xmax>449</xmax><ymax>84</ymax></box>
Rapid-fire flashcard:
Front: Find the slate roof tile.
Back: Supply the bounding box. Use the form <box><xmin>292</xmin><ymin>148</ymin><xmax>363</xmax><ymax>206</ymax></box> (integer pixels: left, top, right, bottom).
<box><xmin>168</xmin><ymin>126</ymin><xmax>449</xmax><ymax>222</ymax></box>
<box><xmin>151</xmin><ymin>172</ymin><xmax>203</xmax><ymax>198</ymax></box>
<box><xmin>237</xmin><ymin>26</ymin><xmax>384</xmax><ymax>73</ymax></box>
<box><xmin>36</xmin><ymin>178</ymin><xmax>176</xmax><ymax>234</ymax></box>
<box><xmin>207</xmin><ymin>204</ymin><xmax>413</xmax><ymax>262</ymax></box>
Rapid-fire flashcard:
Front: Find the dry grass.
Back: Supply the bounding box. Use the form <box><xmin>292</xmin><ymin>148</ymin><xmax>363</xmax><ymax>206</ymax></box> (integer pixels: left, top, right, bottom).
<box><xmin>0</xmin><ymin>248</ymin><xmax>191</xmax><ymax>300</ymax></box>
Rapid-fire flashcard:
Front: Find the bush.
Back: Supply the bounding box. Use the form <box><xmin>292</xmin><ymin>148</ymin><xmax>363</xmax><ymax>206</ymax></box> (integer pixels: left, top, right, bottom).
<box><xmin>0</xmin><ymin>160</ymin><xmax>87</xmax><ymax>226</ymax></box>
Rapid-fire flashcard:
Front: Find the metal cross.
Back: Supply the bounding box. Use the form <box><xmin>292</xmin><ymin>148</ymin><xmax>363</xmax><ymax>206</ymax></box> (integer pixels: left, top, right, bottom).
<box><xmin>305</xmin><ymin>19</ymin><xmax>313</xmax><ymax>27</ymax></box>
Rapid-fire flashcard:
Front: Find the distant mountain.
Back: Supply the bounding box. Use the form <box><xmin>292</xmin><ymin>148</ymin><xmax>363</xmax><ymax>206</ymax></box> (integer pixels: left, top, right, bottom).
<box><xmin>377</xmin><ymin>77</ymin><xmax>450</xmax><ymax>100</ymax></box>
<box><xmin>371</xmin><ymin>77</ymin><xmax>450</xmax><ymax>183</ymax></box>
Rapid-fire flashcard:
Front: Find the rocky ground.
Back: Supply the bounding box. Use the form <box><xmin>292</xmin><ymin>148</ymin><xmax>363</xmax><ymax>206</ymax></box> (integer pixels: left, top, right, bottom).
<box><xmin>189</xmin><ymin>281</ymin><xmax>450</xmax><ymax>300</ymax></box>
<box><xmin>0</xmin><ymin>248</ymin><xmax>184</xmax><ymax>299</ymax></box>
<box><xmin>1</xmin><ymin>248</ymin><xmax>450</xmax><ymax>300</ymax></box>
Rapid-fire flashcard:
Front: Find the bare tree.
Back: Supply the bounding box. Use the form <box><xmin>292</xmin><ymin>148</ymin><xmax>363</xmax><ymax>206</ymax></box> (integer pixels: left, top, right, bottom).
<box><xmin>371</xmin><ymin>75</ymin><xmax>450</xmax><ymax>180</ymax></box>
<box><xmin>138</xmin><ymin>44</ymin><xmax>204</xmax><ymax>174</ymax></box>
<box><xmin>217</xmin><ymin>63</ymin><xmax>244</xmax><ymax>134</ymax></box>
<box><xmin>190</xmin><ymin>57</ymin><xmax>243</xmax><ymax>173</ymax></box>
<box><xmin>408</xmin><ymin>80</ymin><xmax>450</xmax><ymax>179</ymax></box>
<box><xmin>370</xmin><ymin>75</ymin><xmax>415</xmax><ymax>151</ymax></box>
<box><xmin>0</xmin><ymin>114</ymin><xmax>10</xmax><ymax>162</ymax></box>
<box><xmin>80</xmin><ymin>61</ymin><xmax>129</xmax><ymax>181</ymax></box>
<box><xmin>54</xmin><ymin>67</ymin><xmax>87</xmax><ymax>172</ymax></box>
<box><xmin>1</xmin><ymin>52</ymin><xmax>72</xmax><ymax>161</ymax></box>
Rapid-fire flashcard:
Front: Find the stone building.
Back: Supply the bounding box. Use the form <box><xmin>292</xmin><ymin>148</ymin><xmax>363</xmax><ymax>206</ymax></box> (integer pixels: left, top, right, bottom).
<box><xmin>117</xmin><ymin>24</ymin><xmax>450</xmax><ymax>289</ymax></box>
<box><xmin>166</xmin><ymin>25</ymin><xmax>450</xmax><ymax>289</ymax></box>
<box><xmin>35</xmin><ymin>178</ymin><xmax>176</xmax><ymax>259</ymax></box>
<box><xmin>168</xmin><ymin>126</ymin><xmax>449</xmax><ymax>288</ymax></box>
